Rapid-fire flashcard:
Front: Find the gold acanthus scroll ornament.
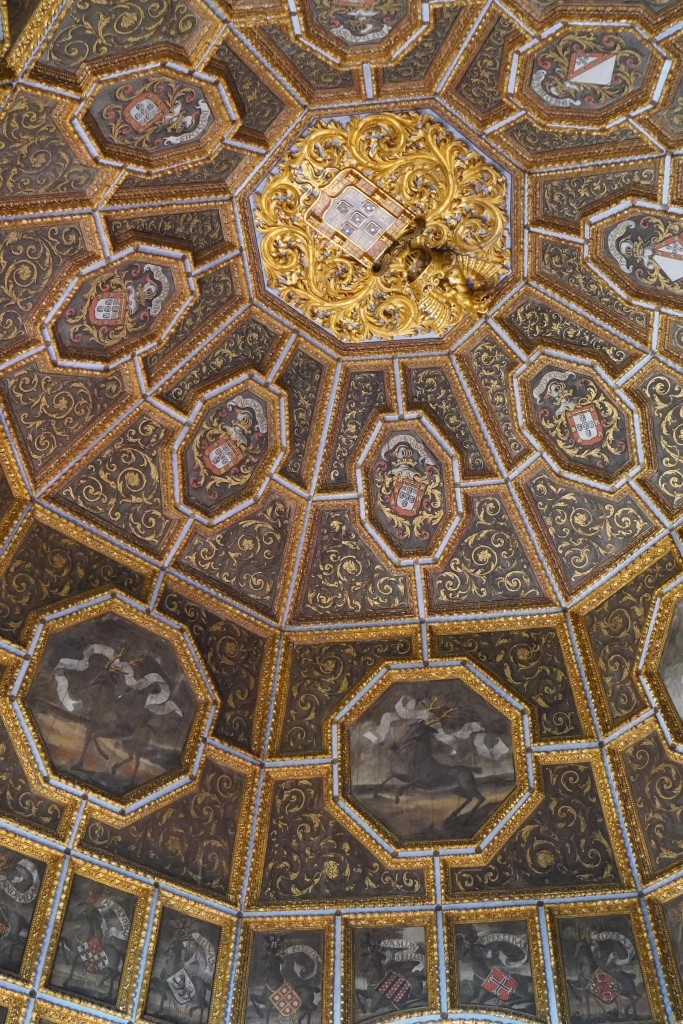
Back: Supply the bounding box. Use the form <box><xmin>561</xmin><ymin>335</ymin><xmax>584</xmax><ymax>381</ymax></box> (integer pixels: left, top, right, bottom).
<box><xmin>254</xmin><ymin>112</ymin><xmax>510</xmax><ymax>343</ymax></box>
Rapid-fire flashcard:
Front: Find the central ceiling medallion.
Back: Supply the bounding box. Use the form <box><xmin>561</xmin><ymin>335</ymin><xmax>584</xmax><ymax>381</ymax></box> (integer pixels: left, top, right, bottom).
<box><xmin>253</xmin><ymin>113</ymin><xmax>510</xmax><ymax>343</ymax></box>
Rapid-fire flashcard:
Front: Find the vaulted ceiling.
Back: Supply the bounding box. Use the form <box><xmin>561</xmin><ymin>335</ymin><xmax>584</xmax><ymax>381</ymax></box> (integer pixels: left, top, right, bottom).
<box><xmin>1</xmin><ymin>1</ymin><xmax>683</xmax><ymax>1022</ymax></box>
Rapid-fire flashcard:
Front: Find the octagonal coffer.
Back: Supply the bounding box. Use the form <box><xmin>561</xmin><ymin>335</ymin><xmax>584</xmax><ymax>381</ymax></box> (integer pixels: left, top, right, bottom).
<box><xmin>361</xmin><ymin>421</ymin><xmax>456</xmax><ymax>557</ymax></box>
<box><xmin>50</xmin><ymin>253</ymin><xmax>189</xmax><ymax>362</ymax></box>
<box><xmin>82</xmin><ymin>71</ymin><xmax>228</xmax><ymax>170</ymax></box>
<box><xmin>22</xmin><ymin>606</ymin><xmax>209</xmax><ymax>800</ymax></box>
<box><xmin>180</xmin><ymin>381</ymin><xmax>281</xmax><ymax>516</ymax></box>
<box><xmin>250</xmin><ymin>111</ymin><xmax>511</xmax><ymax>344</ymax></box>
<box><xmin>341</xmin><ymin>671</ymin><xmax>524</xmax><ymax>847</ymax></box>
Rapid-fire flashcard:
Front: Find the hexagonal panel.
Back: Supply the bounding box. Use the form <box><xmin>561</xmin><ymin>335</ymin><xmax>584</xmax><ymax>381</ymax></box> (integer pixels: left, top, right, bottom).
<box><xmin>362</xmin><ymin>421</ymin><xmax>455</xmax><ymax>556</ymax></box>
<box><xmin>291</xmin><ymin>0</ymin><xmax>423</xmax><ymax>63</ymax></box>
<box><xmin>250</xmin><ymin>111</ymin><xmax>511</xmax><ymax>344</ymax></box>
<box><xmin>653</xmin><ymin>593</ymin><xmax>683</xmax><ymax>727</ymax></box>
<box><xmin>301</xmin><ymin>0</ymin><xmax>407</xmax><ymax>47</ymax></box>
<box><xmin>50</xmin><ymin>253</ymin><xmax>189</xmax><ymax>362</ymax></box>
<box><xmin>597</xmin><ymin>209</ymin><xmax>683</xmax><ymax>309</ymax></box>
<box><xmin>22</xmin><ymin>605</ymin><xmax>206</xmax><ymax>799</ymax></box>
<box><xmin>83</xmin><ymin>71</ymin><xmax>226</xmax><ymax>169</ymax></box>
<box><xmin>342</xmin><ymin>671</ymin><xmax>523</xmax><ymax>846</ymax></box>
<box><xmin>521</xmin><ymin>358</ymin><xmax>636</xmax><ymax>483</ymax></box>
<box><xmin>521</xmin><ymin>27</ymin><xmax>659</xmax><ymax>124</ymax></box>
<box><xmin>180</xmin><ymin>381</ymin><xmax>281</xmax><ymax>516</ymax></box>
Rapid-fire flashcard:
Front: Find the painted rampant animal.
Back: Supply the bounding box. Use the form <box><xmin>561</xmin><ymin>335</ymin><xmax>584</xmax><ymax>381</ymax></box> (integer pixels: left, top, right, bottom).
<box><xmin>373</xmin><ymin>698</ymin><xmax>487</xmax><ymax>829</ymax></box>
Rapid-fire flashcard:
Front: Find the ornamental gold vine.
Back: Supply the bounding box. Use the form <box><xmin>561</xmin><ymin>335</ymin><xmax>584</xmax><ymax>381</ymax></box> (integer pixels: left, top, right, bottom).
<box><xmin>254</xmin><ymin>113</ymin><xmax>509</xmax><ymax>342</ymax></box>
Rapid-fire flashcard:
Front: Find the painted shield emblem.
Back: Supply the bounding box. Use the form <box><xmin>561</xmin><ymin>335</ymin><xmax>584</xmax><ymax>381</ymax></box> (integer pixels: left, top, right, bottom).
<box><xmin>653</xmin><ymin>232</ymin><xmax>683</xmax><ymax>282</ymax></box>
<box><xmin>123</xmin><ymin>94</ymin><xmax>168</xmax><ymax>132</ymax></box>
<box><xmin>482</xmin><ymin>967</ymin><xmax>517</xmax><ymax>1001</ymax></box>
<box><xmin>305</xmin><ymin>168</ymin><xmax>411</xmax><ymax>266</ymax></box>
<box><xmin>376</xmin><ymin>971</ymin><xmax>412</xmax><ymax>1007</ymax></box>
<box><xmin>388</xmin><ymin>473</ymin><xmax>425</xmax><ymax>517</ymax></box>
<box><xmin>566</xmin><ymin>404</ymin><xmax>604</xmax><ymax>446</ymax></box>
<box><xmin>166</xmin><ymin>967</ymin><xmax>196</xmax><ymax>1004</ymax></box>
<box><xmin>587</xmin><ymin>968</ymin><xmax>621</xmax><ymax>1004</ymax></box>
<box><xmin>269</xmin><ymin>982</ymin><xmax>302</xmax><ymax>1017</ymax></box>
<box><xmin>567</xmin><ymin>50</ymin><xmax>617</xmax><ymax>86</ymax></box>
<box><xmin>88</xmin><ymin>290</ymin><xmax>125</xmax><ymax>327</ymax></box>
<box><xmin>77</xmin><ymin>936</ymin><xmax>109</xmax><ymax>974</ymax></box>
<box><xmin>202</xmin><ymin>437</ymin><xmax>244</xmax><ymax>476</ymax></box>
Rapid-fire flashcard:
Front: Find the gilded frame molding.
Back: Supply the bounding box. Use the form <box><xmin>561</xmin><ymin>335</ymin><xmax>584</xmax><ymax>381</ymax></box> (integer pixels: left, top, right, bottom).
<box><xmin>138</xmin><ymin>889</ymin><xmax>236</xmax><ymax>1024</ymax></box>
<box><xmin>336</xmin><ymin>663</ymin><xmax>529</xmax><ymax>855</ymax></box>
<box><xmin>232</xmin><ymin>915</ymin><xmax>334</xmax><ymax>1024</ymax></box>
<box><xmin>444</xmin><ymin>905</ymin><xmax>549</xmax><ymax>1022</ymax></box>
<box><xmin>546</xmin><ymin>898</ymin><xmax>666</xmax><ymax>1024</ymax></box>
<box><xmin>40</xmin><ymin>859</ymin><xmax>153</xmax><ymax>1016</ymax></box>
<box><xmin>340</xmin><ymin>910</ymin><xmax>439</xmax><ymax>1024</ymax></box>
<box><xmin>16</xmin><ymin>594</ymin><xmax>212</xmax><ymax>809</ymax></box>
<box><xmin>0</xmin><ymin>829</ymin><xmax>62</xmax><ymax>986</ymax></box>
<box><xmin>647</xmin><ymin>875</ymin><xmax>683</xmax><ymax>1021</ymax></box>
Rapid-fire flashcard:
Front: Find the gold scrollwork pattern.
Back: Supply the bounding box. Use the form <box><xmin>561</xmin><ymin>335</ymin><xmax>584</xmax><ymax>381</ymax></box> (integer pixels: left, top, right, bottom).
<box><xmin>639</xmin><ymin>371</ymin><xmax>683</xmax><ymax>507</ymax></box>
<box><xmin>55</xmin><ymin>415</ymin><xmax>176</xmax><ymax>553</ymax></box>
<box><xmin>540</xmin><ymin>238</ymin><xmax>650</xmax><ymax>332</ymax></box>
<box><xmin>465</xmin><ymin>336</ymin><xmax>527</xmax><ymax>460</ymax></box>
<box><xmin>325</xmin><ymin>371</ymin><xmax>388</xmax><ymax>490</ymax></box>
<box><xmin>254</xmin><ymin>113</ymin><xmax>509</xmax><ymax>341</ymax></box>
<box><xmin>406</xmin><ymin>366</ymin><xmax>489</xmax><ymax>475</ymax></box>
<box><xmin>278</xmin><ymin>636</ymin><xmax>414</xmax><ymax>755</ymax></box>
<box><xmin>542</xmin><ymin>168</ymin><xmax>657</xmax><ymax>223</ymax></box>
<box><xmin>0</xmin><ymin>92</ymin><xmax>98</xmax><ymax>200</ymax></box>
<box><xmin>619</xmin><ymin>731</ymin><xmax>683</xmax><ymax>876</ymax></box>
<box><xmin>257</xmin><ymin>777</ymin><xmax>424</xmax><ymax>905</ymax></box>
<box><xmin>582</xmin><ymin>552</ymin><xmax>679</xmax><ymax>727</ymax></box>
<box><xmin>434</xmin><ymin>627</ymin><xmax>583</xmax><ymax>739</ymax></box>
<box><xmin>0</xmin><ymin>520</ymin><xmax>147</xmax><ymax>644</ymax></box>
<box><xmin>0</xmin><ymin>224</ymin><xmax>85</xmax><ymax>344</ymax></box>
<box><xmin>82</xmin><ymin>759</ymin><xmax>246</xmax><ymax>895</ymax></box>
<box><xmin>40</xmin><ymin>0</ymin><xmax>200</xmax><ymax>72</ymax></box>
<box><xmin>177</xmin><ymin>498</ymin><xmax>292</xmax><ymax>615</ymax></box>
<box><xmin>296</xmin><ymin>509</ymin><xmax>409</xmax><ymax>621</ymax></box>
<box><xmin>429</xmin><ymin>495</ymin><xmax>543</xmax><ymax>610</ymax></box>
<box><xmin>455</xmin><ymin>17</ymin><xmax>513</xmax><ymax>114</ymax></box>
<box><xmin>1</xmin><ymin>362</ymin><xmax>127</xmax><ymax>473</ymax></box>
<box><xmin>524</xmin><ymin>471</ymin><xmax>653</xmax><ymax>592</ymax></box>
<box><xmin>449</xmin><ymin>762</ymin><xmax>622</xmax><ymax>896</ymax></box>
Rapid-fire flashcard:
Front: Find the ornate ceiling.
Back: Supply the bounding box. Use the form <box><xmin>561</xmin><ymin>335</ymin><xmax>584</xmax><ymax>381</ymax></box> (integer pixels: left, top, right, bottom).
<box><xmin>2</xmin><ymin>0</ymin><xmax>683</xmax><ymax>1022</ymax></box>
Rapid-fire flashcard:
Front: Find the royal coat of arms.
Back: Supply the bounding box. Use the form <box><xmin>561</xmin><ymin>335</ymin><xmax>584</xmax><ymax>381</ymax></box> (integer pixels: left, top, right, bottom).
<box><xmin>306</xmin><ymin>167</ymin><xmax>411</xmax><ymax>267</ymax></box>
<box><xmin>185</xmin><ymin>390</ymin><xmax>270</xmax><ymax>511</ymax></box>
<box><xmin>370</xmin><ymin>431</ymin><xmax>445</xmax><ymax>552</ymax></box>
<box><xmin>307</xmin><ymin>0</ymin><xmax>406</xmax><ymax>45</ymax></box>
<box><xmin>607</xmin><ymin>215</ymin><xmax>683</xmax><ymax>294</ymax></box>
<box><xmin>55</xmin><ymin>261</ymin><xmax>174</xmax><ymax>352</ymax></box>
<box><xmin>530</xmin><ymin>30</ymin><xmax>650</xmax><ymax>112</ymax></box>
<box><xmin>529</xmin><ymin>366</ymin><xmax>630</xmax><ymax>478</ymax></box>
<box><xmin>254</xmin><ymin>113</ymin><xmax>509</xmax><ymax>342</ymax></box>
<box><xmin>89</xmin><ymin>74</ymin><xmax>214</xmax><ymax>155</ymax></box>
